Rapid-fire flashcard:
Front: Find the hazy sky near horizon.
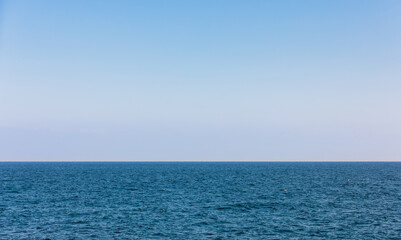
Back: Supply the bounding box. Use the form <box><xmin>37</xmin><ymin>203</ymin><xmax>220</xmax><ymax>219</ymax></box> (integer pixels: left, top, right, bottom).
<box><xmin>1</xmin><ymin>0</ymin><xmax>401</xmax><ymax>160</ymax></box>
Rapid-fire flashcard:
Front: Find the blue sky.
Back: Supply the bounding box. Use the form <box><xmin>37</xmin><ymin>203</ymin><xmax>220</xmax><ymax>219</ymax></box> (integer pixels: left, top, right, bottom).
<box><xmin>1</xmin><ymin>0</ymin><xmax>400</xmax><ymax>160</ymax></box>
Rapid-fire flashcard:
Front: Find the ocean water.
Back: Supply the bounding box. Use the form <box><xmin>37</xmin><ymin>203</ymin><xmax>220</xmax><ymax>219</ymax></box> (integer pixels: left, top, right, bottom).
<box><xmin>0</xmin><ymin>162</ymin><xmax>400</xmax><ymax>240</ymax></box>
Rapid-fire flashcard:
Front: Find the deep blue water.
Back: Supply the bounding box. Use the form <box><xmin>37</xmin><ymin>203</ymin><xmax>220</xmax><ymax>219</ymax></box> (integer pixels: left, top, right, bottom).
<box><xmin>0</xmin><ymin>162</ymin><xmax>400</xmax><ymax>239</ymax></box>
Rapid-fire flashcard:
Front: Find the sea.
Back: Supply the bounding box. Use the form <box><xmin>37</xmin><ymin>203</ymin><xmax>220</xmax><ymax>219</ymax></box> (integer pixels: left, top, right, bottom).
<box><xmin>0</xmin><ymin>162</ymin><xmax>400</xmax><ymax>239</ymax></box>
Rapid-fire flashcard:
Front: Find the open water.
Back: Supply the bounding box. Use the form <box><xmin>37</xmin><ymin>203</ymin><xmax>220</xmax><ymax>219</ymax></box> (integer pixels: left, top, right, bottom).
<box><xmin>0</xmin><ymin>162</ymin><xmax>400</xmax><ymax>239</ymax></box>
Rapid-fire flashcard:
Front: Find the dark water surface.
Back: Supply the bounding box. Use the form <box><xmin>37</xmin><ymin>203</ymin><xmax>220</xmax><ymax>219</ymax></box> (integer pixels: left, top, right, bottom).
<box><xmin>0</xmin><ymin>162</ymin><xmax>400</xmax><ymax>239</ymax></box>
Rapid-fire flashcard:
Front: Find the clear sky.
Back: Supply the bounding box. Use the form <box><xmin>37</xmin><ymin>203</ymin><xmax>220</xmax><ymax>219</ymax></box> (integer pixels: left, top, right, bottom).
<box><xmin>1</xmin><ymin>0</ymin><xmax>400</xmax><ymax>161</ymax></box>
